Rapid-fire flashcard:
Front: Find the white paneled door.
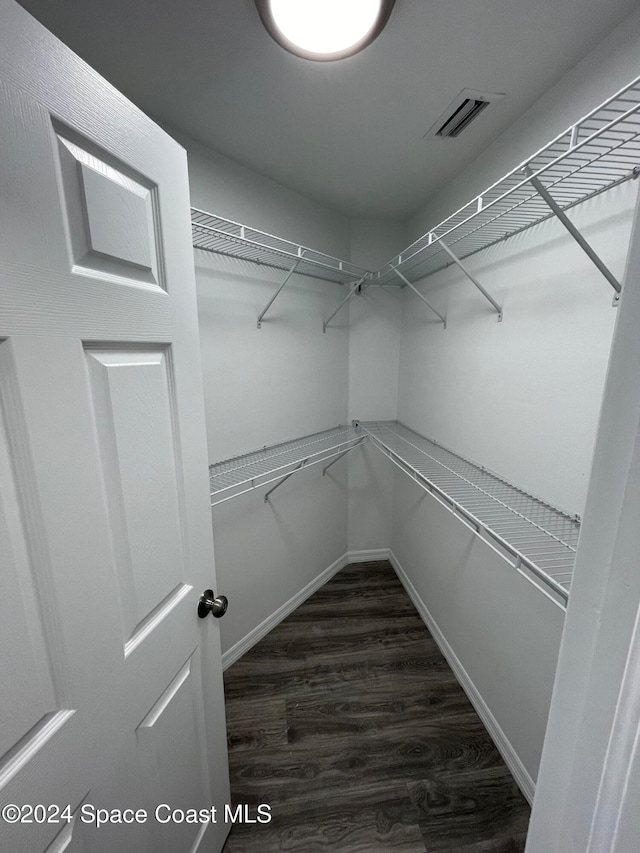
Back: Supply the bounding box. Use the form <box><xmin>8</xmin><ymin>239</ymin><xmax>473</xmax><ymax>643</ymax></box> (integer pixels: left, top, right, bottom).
<box><xmin>0</xmin><ymin>2</ymin><xmax>230</xmax><ymax>852</ymax></box>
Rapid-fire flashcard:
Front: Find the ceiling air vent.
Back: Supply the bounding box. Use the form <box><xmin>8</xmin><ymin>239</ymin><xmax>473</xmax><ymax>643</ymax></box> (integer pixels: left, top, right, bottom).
<box><xmin>425</xmin><ymin>89</ymin><xmax>505</xmax><ymax>141</ymax></box>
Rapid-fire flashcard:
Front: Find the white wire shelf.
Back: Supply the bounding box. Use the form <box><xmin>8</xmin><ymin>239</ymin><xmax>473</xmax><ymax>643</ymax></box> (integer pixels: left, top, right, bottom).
<box><xmin>209</xmin><ymin>425</ymin><xmax>365</xmax><ymax>506</ymax></box>
<box><xmin>192</xmin><ymin>207</ymin><xmax>370</xmax><ymax>285</ymax></box>
<box><xmin>374</xmin><ymin>76</ymin><xmax>640</xmax><ymax>287</ymax></box>
<box><xmin>360</xmin><ymin>421</ymin><xmax>579</xmax><ymax>604</ymax></box>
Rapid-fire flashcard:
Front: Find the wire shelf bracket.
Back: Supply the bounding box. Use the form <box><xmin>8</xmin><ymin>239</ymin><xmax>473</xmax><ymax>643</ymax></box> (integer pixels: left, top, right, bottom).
<box><xmin>323</xmin><ymin>275</ymin><xmax>368</xmax><ymax>332</ymax></box>
<box><xmin>437</xmin><ymin>238</ymin><xmax>503</xmax><ymax>320</ymax></box>
<box><xmin>264</xmin><ymin>459</ymin><xmax>306</xmax><ymax>502</ymax></box>
<box><xmin>523</xmin><ymin>165</ymin><xmax>623</xmax><ymax>304</ymax></box>
<box><xmin>257</xmin><ymin>257</ymin><xmax>303</xmax><ymax>328</ymax></box>
<box><xmin>265</xmin><ymin>434</ymin><xmax>367</xmax><ymax>499</ymax></box>
<box><xmin>322</xmin><ymin>437</ymin><xmax>367</xmax><ymax>474</ymax></box>
<box><xmin>393</xmin><ymin>269</ymin><xmax>447</xmax><ymax>327</ymax></box>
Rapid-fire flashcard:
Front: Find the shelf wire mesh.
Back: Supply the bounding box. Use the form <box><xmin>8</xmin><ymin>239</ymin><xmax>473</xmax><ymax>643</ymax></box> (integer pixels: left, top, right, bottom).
<box><xmin>375</xmin><ymin>76</ymin><xmax>640</xmax><ymax>286</ymax></box>
<box><xmin>209</xmin><ymin>425</ymin><xmax>363</xmax><ymax>505</ymax></box>
<box><xmin>191</xmin><ymin>208</ymin><xmax>370</xmax><ymax>285</ymax></box>
<box><xmin>361</xmin><ymin>421</ymin><xmax>579</xmax><ymax>602</ymax></box>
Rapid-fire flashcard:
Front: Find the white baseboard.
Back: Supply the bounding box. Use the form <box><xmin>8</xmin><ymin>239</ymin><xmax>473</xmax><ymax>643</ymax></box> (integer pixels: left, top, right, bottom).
<box><xmin>221</xmin><ymin>552</ymin><xmax>349</xmax><ymax>670</ymax></box>
<box><xmin>346</xmin><ymin>548</ymin><xmax>392</xmax><ymax>563</ymax></box>
<box><xmin>388</xmin><ymin>549</ymin><xmax>536</xmax><ymax>805</ymax></box>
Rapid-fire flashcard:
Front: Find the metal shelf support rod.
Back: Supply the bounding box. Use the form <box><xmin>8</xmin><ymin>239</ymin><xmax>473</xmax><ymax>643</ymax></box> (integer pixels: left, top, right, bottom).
<box><xmin>257</xmin><ymin>257</ymin><xmax>303</xmax><ymax>328</ymax></box>
<box><xmin>437</xmin><ymin>238</ymin><xmax>503</xmax><ymax>320</ymax></box>
<box><xmin>323</xmin><ymin>275</ymin><xmax>367</xmax><ymax>332</ymax></box>
<box><xmin>322</xmin><ymin>437</ymin><xmax>366</xmax><ymax>475</ymax></box>
<box><xmin>392</xmin><ymin>269</ymin><xmax>447</xmax><ymax>327</ymax></box>
<box><xmin>264</xmin><ymin>459</ymin><xmax>307</xmax><ymax>502</ymax></box>
<box><xmin>523</xmin><ymin>165</ymin><xmax>622</xmax><ymax>297</ymax></box>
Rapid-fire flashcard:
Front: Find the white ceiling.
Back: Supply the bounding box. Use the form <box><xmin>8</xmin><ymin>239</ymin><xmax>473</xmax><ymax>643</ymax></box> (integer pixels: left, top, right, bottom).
<box><xmin>17</xmin><ymin>0</ymin><xmax>639</xmax><ymax>219</ymax></box>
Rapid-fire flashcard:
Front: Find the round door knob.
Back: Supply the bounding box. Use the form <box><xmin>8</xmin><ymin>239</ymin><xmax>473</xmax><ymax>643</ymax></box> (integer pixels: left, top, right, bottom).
<box><xmin>198</xmin><ymin>589</ymin><xmax>228</xmax><ymax>619</ymax></box>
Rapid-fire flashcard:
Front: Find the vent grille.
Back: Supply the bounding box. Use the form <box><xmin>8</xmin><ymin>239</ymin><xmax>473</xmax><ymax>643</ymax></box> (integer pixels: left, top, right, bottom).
<box><xmin>436</xmin><ymin>98</ymin><xmax>490</xmax><ymax>138</ymax></box>
<box><xmin>425</xmin><ymin>89</ymin><xmax>504</xmax><ymax>141</ymax></box>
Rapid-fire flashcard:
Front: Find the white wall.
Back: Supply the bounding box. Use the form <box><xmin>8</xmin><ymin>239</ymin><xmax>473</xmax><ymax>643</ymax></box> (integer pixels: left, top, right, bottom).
<box><xmin>168</xmin><ymin>126</ymin><xmax>352</xmax><ymax>461</ymax></box>
<box><xmin>167</xmin><ymin>128</ymin><xmax>353</xmax><ymax>655</ymax></box>
<box><xmin>197</xmin><ymin>248</ymin><xmax>351</xmax><ymax>655</ymax></box>
<box><xmin>347</xmin><ymin>220</ymin><xmax>405</xmax><ymax>553</ymax></box>
<box><xmin>387</xmin><ymin>12</ymin><xmax>640</xmax><ymax>793</ymax></box>
<box><xmin>391</xmin><ymin>469</ymin><xmax>565</xmax><ymax>794</ymax></box>
<box><xmin>398</xmin><ymin>183</ymin><xmax>637</xmax><ymax>516</ymax></box>
<box><xmin>212</xmin><ymin>465</ymin><xmax>348</xmax><ymax>657</ymax></box>
<box><xmin>347</xmin><ymin>219</ymin><xmax>406</xmax><ymax>423</ymax></box>
<box><xmin>196</xmin><ymin>249</ymin><xmax>349</xmax><ymax>461</ymax></box>
<box><xmin>169</xmin><ymin>125</ymin><xmax>350</xmax><ymax>256</ymax></box>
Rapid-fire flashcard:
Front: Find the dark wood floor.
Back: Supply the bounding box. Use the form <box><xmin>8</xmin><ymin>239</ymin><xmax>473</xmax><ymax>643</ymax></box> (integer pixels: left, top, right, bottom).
<box><xmin>221</xmin><ymin>561</ymin><xmax>530</xmax><ymax>852</ymax></box>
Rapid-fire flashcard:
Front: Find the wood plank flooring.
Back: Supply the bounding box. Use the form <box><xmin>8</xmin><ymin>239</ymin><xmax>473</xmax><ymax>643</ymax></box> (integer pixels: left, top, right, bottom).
<box><xmin>221</xmin><ymin>561</ymin><xmax>530</xmax><ymax>852</ymax></box>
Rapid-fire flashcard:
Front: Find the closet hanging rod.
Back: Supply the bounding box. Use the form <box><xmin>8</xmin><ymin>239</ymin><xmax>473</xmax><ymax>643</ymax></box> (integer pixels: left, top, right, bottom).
<box><xmin>191</xmin><ymin>207</ymin><xmax>370</xmax><ymax>285</ymax></box>
<box><xmin>375</xmin><ymin>75</ymin><xmax>640</xmax><ymax>289</ymax></box>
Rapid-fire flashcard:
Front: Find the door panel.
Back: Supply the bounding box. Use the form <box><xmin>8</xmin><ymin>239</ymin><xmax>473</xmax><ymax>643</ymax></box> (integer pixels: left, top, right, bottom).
<box><xmin>0</xmin><ymin>2</ymin><xmax>230</xmax><ymax>851</ymax></box>
<box><xmin>54</xmin><ymin>127</ymin><xmax>164</xmax><ymax>290</ymax></box>
<box><xmin>0</xmin><ymin>374</ymin><xmax>59</xmax><ymax>757</ymax></box>
<box><xmin>85</xmin><ymin>347</ymin><xmax>189</xmax><ymax>652</ymax></box>
<box><xmin>0</xmin><ymin>336</ymin><xmax>119</xmax><ymax>852</ymax></box>
<box><xmin>136</xmin><ymin>647</ymin><xmax>215</xmax><ymax>853</ymax></box>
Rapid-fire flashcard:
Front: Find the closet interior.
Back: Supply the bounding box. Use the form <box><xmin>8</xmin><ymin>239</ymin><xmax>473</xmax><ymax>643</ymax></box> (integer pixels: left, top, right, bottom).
<box><xmin>201</xmin><ymin>74</ymin><xmax>639</xmax><ymax>604</ymax></box>
<box><xmin>189</xmin><ymin>66</ymin><xmax>640</xmax><ymax>800</ymax></box>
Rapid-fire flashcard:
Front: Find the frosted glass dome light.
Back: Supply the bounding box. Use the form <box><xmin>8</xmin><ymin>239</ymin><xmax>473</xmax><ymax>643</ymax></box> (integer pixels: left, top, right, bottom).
<box><xmin>256</xmin><ymin>0</ymin><xmax>395</xmax><ymax>61</ymax></box>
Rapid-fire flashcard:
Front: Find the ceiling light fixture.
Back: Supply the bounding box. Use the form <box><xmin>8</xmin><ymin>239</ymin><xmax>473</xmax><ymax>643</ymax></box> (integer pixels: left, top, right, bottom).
<box><xmin>255</xmin><ymin>0</ymin><xmax>395</xmax><ymax>61</ymax></box>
